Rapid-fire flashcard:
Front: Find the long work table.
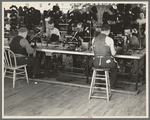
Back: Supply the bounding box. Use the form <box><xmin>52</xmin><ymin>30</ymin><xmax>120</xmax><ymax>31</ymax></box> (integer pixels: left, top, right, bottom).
<box><xmin>36</xmin><ymin>44</ymin><xmax>146</xmax><ymax>93</ymax></box>
<box><xmin>4</xmin><ymin>43</ymin><xmax>146</xmax><ymax>94</ymax></box>
<box><xmin>36</xmin><ymin>44</ymin><xmax>146</xmax><ymax>59</ymax></box>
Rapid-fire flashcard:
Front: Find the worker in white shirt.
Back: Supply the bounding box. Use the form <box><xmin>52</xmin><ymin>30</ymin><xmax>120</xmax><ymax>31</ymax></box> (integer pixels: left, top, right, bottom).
<box><xmin>45</xmin><ymin>19</ymin><xmax>62</xmax><ymax>44</ymax></box>
<box><xmin>41</xmin><ymin>19</ymin><xmax>62</xmax><ymax>72</ymax></box>
<box><xmin>136</xmin><ymin>12</ymin><xmax>146</xmax><ymax>48</ymax></box>
<box><xmin>136</xmin><ymin>12</ymin><xmax>146</xmax><ymax>25</ymax></box>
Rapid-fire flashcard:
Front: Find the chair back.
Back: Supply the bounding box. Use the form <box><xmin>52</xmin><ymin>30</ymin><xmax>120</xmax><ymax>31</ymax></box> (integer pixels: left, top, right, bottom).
<box><xmin>4</xmin><ymin>48</ymin><xmax>17</xmax><ymax>68</ymax></box>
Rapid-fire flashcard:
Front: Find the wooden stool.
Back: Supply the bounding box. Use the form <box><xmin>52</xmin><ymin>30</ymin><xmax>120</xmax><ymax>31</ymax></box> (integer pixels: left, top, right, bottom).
<box><xmin>88</xmin><ymin>67</ymin><xmax>111</xmax><ymax>101</ymax></box>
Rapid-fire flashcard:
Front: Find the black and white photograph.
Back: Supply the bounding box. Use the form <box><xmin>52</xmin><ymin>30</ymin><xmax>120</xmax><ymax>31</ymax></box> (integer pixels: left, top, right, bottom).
<box><xmin>2</xmin><ymin>1</ymin><xmax>149</xmax><ymax>118</ymax></box>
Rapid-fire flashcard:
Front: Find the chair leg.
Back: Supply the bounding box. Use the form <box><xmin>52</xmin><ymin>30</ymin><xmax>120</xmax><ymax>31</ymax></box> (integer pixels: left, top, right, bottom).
<box><xmin>88</xmin><ymin>70</ymin><xmax>96</xmax><ymax>99</ymax></box>
<box><xmin>24</xmin><ymin>66</ymin><xmax>29</xmax><ymax>84</ymax></box>
<box><xmin>4</xmin><ymin>68</ymin><xmax>7</xmax><ymax>78</ymax></box>
<box><xmin>13</xmin><ymin>70</ymin><xmax>16</xmax><ymax>88</ymax></box>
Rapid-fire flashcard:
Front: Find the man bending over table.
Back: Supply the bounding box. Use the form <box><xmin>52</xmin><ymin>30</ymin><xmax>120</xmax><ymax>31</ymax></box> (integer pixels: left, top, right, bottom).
<box><xmin>9</xmin><ymin>27</ymin><xmax>41</xmax><ymax>78</ymax></box>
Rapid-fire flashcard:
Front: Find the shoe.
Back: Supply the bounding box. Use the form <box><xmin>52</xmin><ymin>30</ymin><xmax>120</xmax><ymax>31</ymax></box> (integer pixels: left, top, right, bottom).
<box><xmin>31</xmin><ymin>74</ymin><xmax>44</xmax><ymax>79</ymax></box>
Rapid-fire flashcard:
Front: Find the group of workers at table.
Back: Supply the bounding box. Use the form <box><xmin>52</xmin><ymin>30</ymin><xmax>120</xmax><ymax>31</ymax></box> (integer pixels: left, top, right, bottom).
<box><xmin>8</xmin><ymin>19</ymin><xmax>144</xmax><ymax>90</ymax></box>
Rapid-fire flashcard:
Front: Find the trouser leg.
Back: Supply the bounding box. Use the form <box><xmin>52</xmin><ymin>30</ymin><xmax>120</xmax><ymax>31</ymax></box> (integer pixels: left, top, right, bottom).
<box><xmin>16</xmin><ymin>57</ymin><xmax>40</xmax><ymax>76</ymax></box>
<box><xmin>93</xmin><ymin>58</ymin><xmax>118</xmax><ymax>88</ymax></box>
<box><xmin>110</xmin><ymin>64</ymin><xmax>118</xmax><ymax>88</ymax></box>
<box><xmin>84</xmin><ymin>57</ymin><xmax>93</xmax><ymax>76</ymax></box>
<box><xmin>29</xmin><ymin>57</ymin><xmax>40</xmax><ymax>76</ymax></box>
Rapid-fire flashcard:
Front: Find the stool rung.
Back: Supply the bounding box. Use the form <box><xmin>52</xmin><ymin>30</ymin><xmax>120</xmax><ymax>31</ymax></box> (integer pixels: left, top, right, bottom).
<box><xmin>90</xmin><ymin>96</ymin><xmax>107</xmax><ymax>99</ymax></box>
<box><xmin>95</xmin><ymin>69</ymin><xmax>109</xmax><ymax>71</ymax></box>
<box><xmin>93</xmin><ymin>87</ymin><xmax>107</xmax><ymax>90</ymax></box>
<box><xmin>96</xmin><ymin>75</ymin><xmax>105</xmax><ymax>77</ymax></box>
<box><xmin>93</xmin><ymin>90</ymin><xmax>106</xmax><ymax>93</ymax></box>
<box><xmin>95</xmin><ymin>77</ymin><xmax>106</xmax><ymax>80</ymax></box>
<box><xmin>95</xmin><ymin>83</ymin><xmax>106</xmax><ymax>85</ymax></box>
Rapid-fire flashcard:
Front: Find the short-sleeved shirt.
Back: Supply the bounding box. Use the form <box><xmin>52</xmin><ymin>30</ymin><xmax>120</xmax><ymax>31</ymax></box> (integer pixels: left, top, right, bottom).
<box><xmin>46</xmin><ymin>27</ymin><xmax>61</xmax><ymax>40</ymax></box>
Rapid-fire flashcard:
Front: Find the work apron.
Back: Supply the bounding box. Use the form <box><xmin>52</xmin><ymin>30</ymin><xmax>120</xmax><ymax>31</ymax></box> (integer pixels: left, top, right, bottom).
<box><xmin>93</xmin><ymin>56</ymin><xmax>118</xmax><ymax>68</ymax></box>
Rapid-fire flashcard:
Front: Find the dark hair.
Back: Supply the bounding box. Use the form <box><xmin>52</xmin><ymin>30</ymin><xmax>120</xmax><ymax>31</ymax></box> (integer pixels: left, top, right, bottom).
<box><xmin>48</xmin><ymin>19</ymin><xmax>54</xmax><ymax>24</ymax></box>
<box><xmin>50</xmin><ymin>34</ymin><xmax>59</xmax><ymax>42</ymax></box>
<box><xmin>101</xmin><ymin>24</ymin><xmax>110</xmax><ymax>31</ymax></box>
<box><xmin>53</xmin><ymin>5</ymin><xmax>60</xmax><ymax>12</ymax></box>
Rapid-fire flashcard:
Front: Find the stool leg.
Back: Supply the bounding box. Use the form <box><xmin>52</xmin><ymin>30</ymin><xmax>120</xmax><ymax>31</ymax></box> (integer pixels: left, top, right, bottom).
<box><xmin>107</xmin><ymin>71</ymin><xmax>111</xmax><ymax>98</ymax></box>
<box><xmin>93</xmin><ymin>70</ymin><xmax>96</xmax><ymax>86</ymax></box>
<box><xmin>105</xmin><ymin>71</ymin><xmax>110</xmax><ymax>101</ymax></box>
<box><xmin>91</xmin><ymin>70</ymin><xmax>96</xmax><ymax>95</ymax></box>
<box><xmin>88</xmin><ymin>70</ymin><xmax>96</xmax><ymax>99</ymax></box>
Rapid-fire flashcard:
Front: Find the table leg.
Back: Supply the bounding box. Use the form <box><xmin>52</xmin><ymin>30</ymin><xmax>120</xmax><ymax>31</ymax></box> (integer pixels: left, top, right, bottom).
<box><xmin>58</xmin><ymin>54</ymin><xmax>63</xmax><ymax>71</ymax></box>
<box><xmin>60</xmin><ymin>54</ymin><xmax>63</xmax><ymax>67</ymax></box>
<box><xmin>86</xmin><ymin>56</ymin><xmax>89</xmax><ymax>84</ymax></box>
<box><xmin>144</xmin><ymin>55</ymin><xmax>146</xmax><ymax>80</ymax></box>
<box><xmin>135</xmin><ymin>59</ymin><xmax>139</xmax><ymax>90</ymax></box>
<box><xmin>44</xmin><ymin>53</ymin><xmax>47</xmax><ymax>77</ymax></box>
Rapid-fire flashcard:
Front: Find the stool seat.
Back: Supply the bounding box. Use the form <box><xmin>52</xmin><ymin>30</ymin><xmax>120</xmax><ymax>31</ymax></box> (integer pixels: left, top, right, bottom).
<box><xmin>92</xmin><ymin>66</ymin><xmax>110</xmax><ymax>71</ymax></box>
<box><xmin>89</xmin><ymin>66</ymin><xmax>111</xmax><ymax>101</ymax></box>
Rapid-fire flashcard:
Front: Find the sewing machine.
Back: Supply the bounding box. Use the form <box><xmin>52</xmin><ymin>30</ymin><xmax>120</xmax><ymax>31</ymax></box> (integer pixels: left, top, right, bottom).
<box><xmin>63</xmin><ymin>27</ymin><xmax>85</xmax><ymax>51</ymax></box>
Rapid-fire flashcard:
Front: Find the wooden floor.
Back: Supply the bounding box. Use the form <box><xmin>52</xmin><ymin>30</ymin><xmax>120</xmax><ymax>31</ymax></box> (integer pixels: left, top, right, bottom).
<box><xmin>3</xmin><ymin>77</ymin><xmax>147</xmax><ymax>118</ymax></box>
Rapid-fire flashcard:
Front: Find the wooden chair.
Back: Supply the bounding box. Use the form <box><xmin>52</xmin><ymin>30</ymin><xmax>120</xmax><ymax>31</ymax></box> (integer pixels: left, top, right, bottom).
<box><xmin>4</xmin><ymin>48</ymin><xmax>29</xmax><ymax>88</ymax></box>
<box><xmin>88</xmin><ymin>66</ymin><xmax>111</xmax><ymax>101</ymax></box>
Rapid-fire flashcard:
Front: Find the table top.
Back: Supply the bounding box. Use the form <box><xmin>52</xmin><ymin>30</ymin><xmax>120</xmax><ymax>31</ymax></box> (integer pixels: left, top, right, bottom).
<box><xmin>4</xmin><ymin>42</ymin><xmax>146</xmax><ymax>60</ymax></box>
<box><xmin>36</xmin><ymin>44</ymin><xmax>146</xmax><ymax>60</ymax></box>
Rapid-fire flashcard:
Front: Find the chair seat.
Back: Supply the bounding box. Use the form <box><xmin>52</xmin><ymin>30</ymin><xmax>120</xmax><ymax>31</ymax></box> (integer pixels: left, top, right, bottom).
<box><xmin>92</xmin><ymin>66</ymin><xmax>110</xmax><ymax>71</ymax></box>
<box><xmin>5</xmin><ymin>64</ymin><xmax>27</xmax><ymax>69</ymax></box>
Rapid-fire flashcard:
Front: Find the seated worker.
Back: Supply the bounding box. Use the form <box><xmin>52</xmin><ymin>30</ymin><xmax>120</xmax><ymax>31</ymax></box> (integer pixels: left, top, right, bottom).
<box><xmin>91</xmin><ymin>24</ymin><xmax>118</xmax><ymax>89</ymax></box>
<box><xmin>9</xmin><ymin>27</ymin><xmax>41</xmax><ymax>78</ymax></box>
<box><xmin>45</xmin><ymin>19</ymin><xmax>62</xmax><ymax>44</ymax></box>
<box><xmin>39</xmin><ymin>19</ymin><xmax>62</xmax><ymax>73</ymax></box>
<box><xmin>69</xmin><ymin>22</ymin><xmax>85</xmax><ymax>50</ymax></box>
<box><xmin>75</xmin><ymin>22</ymin><xmax>85</xmax><ymax>39</ymax></box>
